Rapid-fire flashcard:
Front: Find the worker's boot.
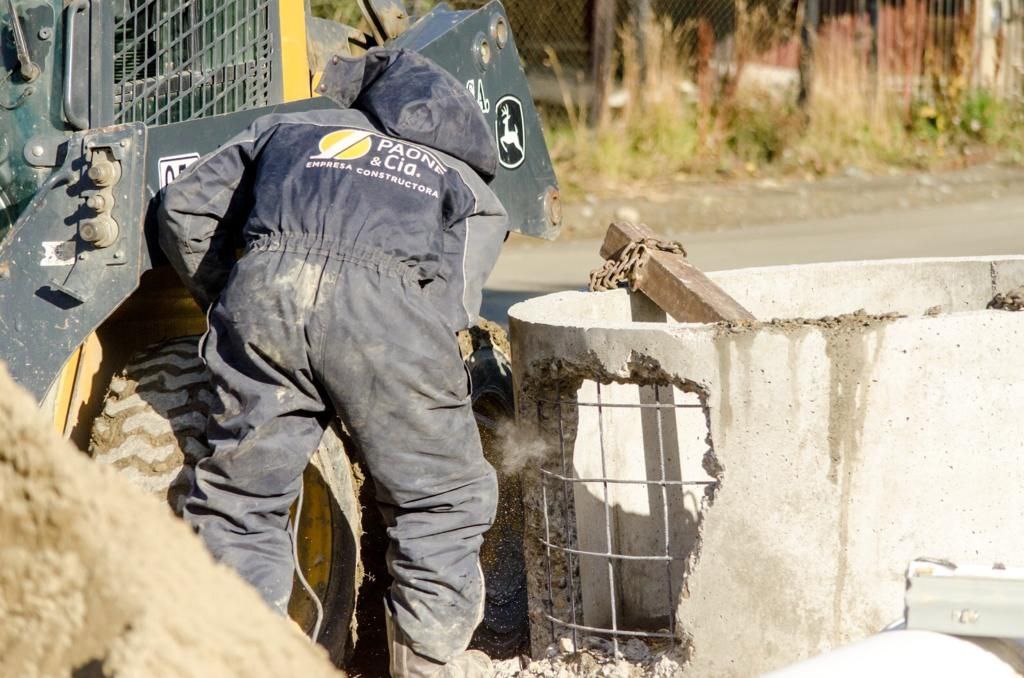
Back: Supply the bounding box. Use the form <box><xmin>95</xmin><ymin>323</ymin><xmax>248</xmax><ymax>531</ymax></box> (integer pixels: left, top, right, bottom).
<box><xmin>385</xmin><ymin>603</ymin><xmax>492</xmax><ymax>678</ymax></box>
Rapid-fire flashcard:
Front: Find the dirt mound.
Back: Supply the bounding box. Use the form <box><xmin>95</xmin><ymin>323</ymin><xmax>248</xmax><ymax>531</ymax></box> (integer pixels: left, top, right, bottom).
<box><xmin>0</xmin><ymin>364</ymin><xmax>342</xmax><ymax>678</ymax></box>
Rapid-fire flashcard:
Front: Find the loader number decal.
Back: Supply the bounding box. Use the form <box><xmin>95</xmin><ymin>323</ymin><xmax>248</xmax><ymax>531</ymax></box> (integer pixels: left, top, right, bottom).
<box><xmin>158</xmin><ymin>153</ymin><xmax>201</xmax><ymax>188</ymax></box>
<box><xmin>466</xmin><ymin>79</ymin><xmax>491</xmax><ymax>114</ymax></box>
<box><xmin>40</xmin><ymin>240</ymin><xmax>75</xmax><ymax>267</ymax></box>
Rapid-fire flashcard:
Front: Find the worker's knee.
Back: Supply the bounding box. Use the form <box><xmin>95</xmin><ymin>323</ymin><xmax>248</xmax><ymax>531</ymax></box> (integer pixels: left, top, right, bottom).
<box><xmin>187</xmin><ymin>455</ymin><xmax>302</xmax><ymax>534</ymax></box>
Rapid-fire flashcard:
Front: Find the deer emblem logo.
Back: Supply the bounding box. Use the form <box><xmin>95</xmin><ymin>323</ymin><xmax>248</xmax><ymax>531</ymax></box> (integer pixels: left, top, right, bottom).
<box><xmin>495</xmin><ymin>96</ymin><xmax>526</xmax><ymax>169</ymax></box>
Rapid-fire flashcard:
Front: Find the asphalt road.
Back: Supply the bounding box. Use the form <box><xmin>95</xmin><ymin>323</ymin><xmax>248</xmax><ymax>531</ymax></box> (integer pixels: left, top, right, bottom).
<box><xmin>481</xmin><ymin>193</ymin><xmax>1024</xmax><ymax>322</ymax></box>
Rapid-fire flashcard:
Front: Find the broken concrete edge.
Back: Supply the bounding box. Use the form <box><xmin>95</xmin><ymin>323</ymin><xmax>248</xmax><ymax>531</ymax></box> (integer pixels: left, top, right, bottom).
<box><xmin>716</xmin><ymin>310</ymin><xmax>906</xmax><ymax>337</ymax></box>
<box><xmin>512</xmin><ymin>345</ymin><xmax>722</xmax><ymax>501</ymax></box>
<box><xmin>506</xmin><ymin>265</ymin><xmax>1024</xmax><ymax>669</ymax></box>
<box><xmin>505</xmin><ymin>259</ymin><xmax>1024</xmax><ymax>675</ymax></box>
<box><xmin>507</xmin><ymin>334</ymin><xmax>721</xmax><ymax>663</ymax></box>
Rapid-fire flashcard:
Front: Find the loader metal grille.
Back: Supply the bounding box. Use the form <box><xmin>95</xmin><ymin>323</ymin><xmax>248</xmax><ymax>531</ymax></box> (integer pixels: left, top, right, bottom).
<box><xmin>113</xmin><ymin>0</ymin><xmax>274</xmax><ymax>126</ymax></box>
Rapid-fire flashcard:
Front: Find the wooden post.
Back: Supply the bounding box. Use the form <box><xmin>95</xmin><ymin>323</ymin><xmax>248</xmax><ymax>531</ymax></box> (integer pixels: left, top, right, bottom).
<box><xmin>867</xmin><ymin>0</ymin><xmax>879</xmax><ymax>74</ymax></box>
<box><xmin>590</xmin><ymin>0</ymin><xmax>616</xmax><ymax>126</ymax></box>
<box><xmin>599</xmin><ymin>222</ymin><xmax>756</xmax><ymax>323</ymax></box>
<box><xmin>798</xmin><ymin>0</ymin><xmax>821</xmax><ymax>109</ymax></box>
<box><xmin>634</xmin><ymin>0</ymin><xmax>652</xmax><ymax>80</ymax></box>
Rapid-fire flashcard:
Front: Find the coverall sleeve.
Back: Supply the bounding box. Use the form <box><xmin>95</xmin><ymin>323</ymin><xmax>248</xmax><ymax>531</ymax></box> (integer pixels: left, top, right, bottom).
<box><xmin>157</xmin><ymin>123</ymin><xmax>267</xmax><ymax>309</ymax></box>
<box><xmin>446</xmin><ymin>176</ymin><xmax>509</xmax><ymax>330</ymax></box>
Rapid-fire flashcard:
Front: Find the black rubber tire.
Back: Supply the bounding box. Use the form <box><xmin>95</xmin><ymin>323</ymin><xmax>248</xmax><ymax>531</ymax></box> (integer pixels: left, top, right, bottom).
<box><xmin>89</xmin><ymin>335</ymin><xmax>214</xmax><ymax>515</ymax></box>
<box><xmin>88</xmin><ymin>335</ymin><xmax>359</xmax><ymax>666</ymax></box>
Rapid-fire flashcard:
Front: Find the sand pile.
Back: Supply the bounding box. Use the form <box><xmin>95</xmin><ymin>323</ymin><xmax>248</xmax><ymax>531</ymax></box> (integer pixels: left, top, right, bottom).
<box><xmin>0</xmin><ymin>364</ymin><xmax>342</xmax><ymax>678</ymax></box>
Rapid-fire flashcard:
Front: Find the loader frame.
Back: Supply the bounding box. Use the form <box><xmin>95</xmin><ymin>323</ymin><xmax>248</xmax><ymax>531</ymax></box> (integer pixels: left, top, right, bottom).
<box><xmin>0</xmin><ymin>0</ymin><xmax>559</xmax><ymax>410</ymax></box>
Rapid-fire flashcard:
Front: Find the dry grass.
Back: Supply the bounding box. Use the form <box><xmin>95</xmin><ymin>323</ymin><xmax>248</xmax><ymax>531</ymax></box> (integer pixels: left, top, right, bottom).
<box><xmin>309</xmin><ymin>0</ymin><xmax>365</xmax><ymax>25</ymax></box>
<box><xmin>544</xmin><ymin>18</ymin><xmax>707</xmax><ymax>187</ymax></box>
<box><xmin>547</xmin><ymin>6</ymin><xmax>1024</xmax><ymax>194</ymax></box>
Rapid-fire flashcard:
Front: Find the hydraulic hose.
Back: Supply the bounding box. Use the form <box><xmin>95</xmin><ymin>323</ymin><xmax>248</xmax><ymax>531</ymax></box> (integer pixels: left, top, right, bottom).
<box><xmin>292</xmin><ymin>477</ymin><xmax>325</xmax><ymax>643</ymax></box>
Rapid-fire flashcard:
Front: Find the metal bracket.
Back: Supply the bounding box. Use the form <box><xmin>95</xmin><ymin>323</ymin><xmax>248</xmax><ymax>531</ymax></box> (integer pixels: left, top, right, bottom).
<box><xmin>906</xmin><ymin>558</ymin><xmax>1024</xmax><ymax>639</ymax></box>
<box><xmin>0</xmin><ymin>122</ymin><xmax>146</xmax><ymax>399</ymax></box>
<box><xmin>23</xmin><ymin>134</ymin><xmax>65</xmax><ymax>167</ymax></box>
<box><xmin>52</xmin><ymin>127</ymin><xmax>144</xmax><ymax>300</ymax></box>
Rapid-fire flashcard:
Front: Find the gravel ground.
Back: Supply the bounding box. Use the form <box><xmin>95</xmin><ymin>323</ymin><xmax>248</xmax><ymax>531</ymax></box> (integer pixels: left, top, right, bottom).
<box><xmin>554</xmin><ymin>163</ymin><xmax>1024</xmax><ymax>241</ymax></box>
<box><xmin>493</xmin><ymin>637</ymin><xmax>684</xmax><ymax>677</ymax></box>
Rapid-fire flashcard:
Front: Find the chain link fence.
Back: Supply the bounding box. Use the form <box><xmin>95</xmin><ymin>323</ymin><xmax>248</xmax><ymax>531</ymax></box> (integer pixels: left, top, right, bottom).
<box><xmin>444</xmin><ymin>0</ymin><xmax>738</xmax><ymax>76</ymax></box>
<box><xmin>475</xmin><ymin>0</ymin><xmax>1017</xmax><ymax>99</ymax></box>
<box><xmin>312</xmin><ymin>1</ymin><xmax>1022</xmax><ymax>113</ymax></box>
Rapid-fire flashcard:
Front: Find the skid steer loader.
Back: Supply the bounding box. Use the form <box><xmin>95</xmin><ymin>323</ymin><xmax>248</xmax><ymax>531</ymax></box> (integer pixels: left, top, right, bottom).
<box><xmin>0</xmin><ymin>0</ymin><xmax>560</xmax><ymax>667</ymax></box>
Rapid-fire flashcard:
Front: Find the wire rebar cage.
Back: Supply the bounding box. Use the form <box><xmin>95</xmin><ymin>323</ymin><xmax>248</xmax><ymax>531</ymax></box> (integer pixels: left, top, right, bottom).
<box><xmin>113</xmin><ymin>0</ymin><xmax>274</xmax><ymax>126</ymax></box>
<box><xmin>522</xmin><ymin>373</ymin><xmax>719</xmax><ymax>657</ymax></box>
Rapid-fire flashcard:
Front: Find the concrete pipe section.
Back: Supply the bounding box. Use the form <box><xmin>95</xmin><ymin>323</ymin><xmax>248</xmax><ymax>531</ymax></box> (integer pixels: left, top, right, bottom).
<box><xmin>765</xmin><ymin>631</ymin><xmax>1024</xmax><ymax>677</ymax></box>
<box><xmin>508</xmin><ymin>256</ymin><xmax>1024</xmax><ymax>676</ymax></box>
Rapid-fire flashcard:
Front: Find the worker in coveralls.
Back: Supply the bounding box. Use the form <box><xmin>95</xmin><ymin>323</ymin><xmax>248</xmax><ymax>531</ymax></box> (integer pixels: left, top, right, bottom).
<box><xmin>157</xmin><ymin>48</ymin><xmax>505</xmax><ymax>677</ymax></box>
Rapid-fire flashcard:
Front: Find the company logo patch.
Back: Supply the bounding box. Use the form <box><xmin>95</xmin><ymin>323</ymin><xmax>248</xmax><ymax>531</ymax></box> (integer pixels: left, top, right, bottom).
<box><xmin>305</xmin><ymin>128</ymin><xmax>447</xmax><ymax>200</ymax></box>
<box><xmin>312</xmin><ymin>129</ymin><xmax>373</xmax><ymax>161</ymax></box>
<box><xmin>495</xmin><ymin>96</ymin><xmax>526</xmax><ymax>170</ymax></box>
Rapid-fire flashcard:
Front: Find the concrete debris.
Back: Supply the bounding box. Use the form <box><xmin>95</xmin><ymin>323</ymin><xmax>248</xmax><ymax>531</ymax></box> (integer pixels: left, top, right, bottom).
<box><xmin>719</xmin><ymin>308</ymin><xmax>904</xmax><ymax>335</ymax></box>
<box><xmin>622</xmin><ymin>638</ymin><xmax>652</xmax><ymax>663</ymax></box>
<box><xmin>492</xmin><ymin>638</ymin><xmax>684</xmax><ymax>677</ymax></box>
<box><xmin>990</xmin><ymin>286</ymin><xmax>1024</xmax><ymax>311</ymax></box>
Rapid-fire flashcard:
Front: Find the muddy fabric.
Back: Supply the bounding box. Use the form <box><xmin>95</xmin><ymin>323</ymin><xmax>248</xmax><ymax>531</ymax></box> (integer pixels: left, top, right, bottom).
<box><xmin>158</xmin><ymin>50</ymin><xmax>506</xmax><ymax>664</ymax></box>
<box><xmin>189</xmin><ymin>242</ymin><xmax>498</xmax><ymax>661</ymax></box>
<box><xmin>386</xmin><ymin>601</ymin><xmax>492</xmax><ymax>677</ymax></box>
<box><xmin>158</xmin><ymin>48</ymin><xmax>504</xmax><ymax>320</ymax></box>
<box><xmin>317</xmin><ymin>49</ymin><xmax>498</xmax><ymax>180</ymax></box>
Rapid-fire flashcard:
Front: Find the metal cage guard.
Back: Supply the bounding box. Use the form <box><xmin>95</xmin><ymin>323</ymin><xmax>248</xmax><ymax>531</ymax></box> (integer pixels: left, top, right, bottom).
<box><xmin>531</xmin><ymin>378</ymin><xmax>718</xmax><ymax>656</ymax></box>
<box><xmin>112</xmin><ymin>0</ymin><xmax>274</xmax><ymax>125</ymax></box>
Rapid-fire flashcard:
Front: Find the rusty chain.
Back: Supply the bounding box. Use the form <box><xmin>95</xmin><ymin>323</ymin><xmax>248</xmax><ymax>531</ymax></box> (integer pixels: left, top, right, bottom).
<box><xmin>989</xmin><ymin>287</ymin><xmax>1024</xmax><ymax>311</ymax></box>
<box><xmin>588</xmin><ymin>236</ymin><xmax>688</xmax><ymax>292</ymax></box>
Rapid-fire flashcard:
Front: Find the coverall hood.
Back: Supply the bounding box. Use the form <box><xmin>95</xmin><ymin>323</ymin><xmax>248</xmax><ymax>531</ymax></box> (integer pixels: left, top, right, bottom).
<box><xmin>318</xmin><ymin>48</ymin><xmax>499</xmax><ymax>180</ymax></box>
